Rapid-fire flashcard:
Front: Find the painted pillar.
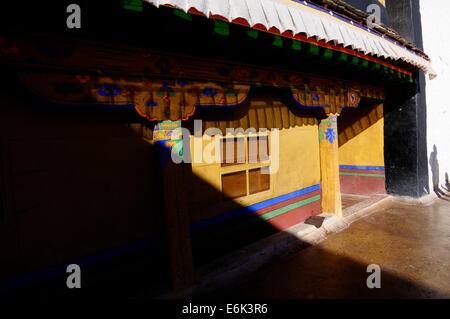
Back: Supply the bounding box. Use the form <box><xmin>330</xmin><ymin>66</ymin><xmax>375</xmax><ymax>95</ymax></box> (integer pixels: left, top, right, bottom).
<box><xmin>318</xmin><ymin>114</ymin><xmax>342</xmax><ymax>218</ymax></box>
<box><xmin>154</xmin><ymin>120</ymin><xmax>194</xmax><ymax>293</ymax></box>
<box><xmin>162</xmin><ymin>160</ymin><xmax>195</xmax><ymax>294</ymax></box>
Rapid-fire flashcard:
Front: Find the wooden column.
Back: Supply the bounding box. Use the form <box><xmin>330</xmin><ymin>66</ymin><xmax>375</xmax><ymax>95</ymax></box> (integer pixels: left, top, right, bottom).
<box><xmin>318</xmin><ymin>114</ymin><xmax>342</xmax><ymax>218</ymax></box>
<box><xmin>162</xmin><ymin>159</ymin><xmax>195</xmax><ymax>294</ymax></box>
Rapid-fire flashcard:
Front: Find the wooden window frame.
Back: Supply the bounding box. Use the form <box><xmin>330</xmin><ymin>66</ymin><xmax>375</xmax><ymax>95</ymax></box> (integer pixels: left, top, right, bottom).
<box><xmin>220</xmin><ymin>132</ymin><xmax>271</xmax><ymax>201</ymax></box>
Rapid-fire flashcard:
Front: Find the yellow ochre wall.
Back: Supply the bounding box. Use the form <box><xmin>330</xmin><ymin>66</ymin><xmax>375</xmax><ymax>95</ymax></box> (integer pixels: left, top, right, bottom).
<box><xmin>338</xmin><ymin>103</ymin><xmax>384</xmax><ymax>167</ymax></box>
<box><xmin>0</xmin><ymin>81</ymin><xmax>168</xmax><ymax>283</ymax></box>
<box><xmin>186</xmin><ymin>91</ymin><xmax>321</xmax><ymax>223</ymax></box>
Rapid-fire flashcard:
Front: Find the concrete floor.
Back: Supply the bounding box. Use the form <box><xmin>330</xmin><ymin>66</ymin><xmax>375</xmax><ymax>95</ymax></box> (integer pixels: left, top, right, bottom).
<box><xmin>341</xmin><ymin>195</ymin><xmax>368</xmax><ymax>210</ymax></box>
<box><xmin>211</xmin><ymin>197</ymin><xmax>450</xmax><ymax>299</ymax></box>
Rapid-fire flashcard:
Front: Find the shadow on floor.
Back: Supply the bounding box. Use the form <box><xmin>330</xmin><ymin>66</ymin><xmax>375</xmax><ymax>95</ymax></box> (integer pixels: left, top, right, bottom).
<box><xmin>203</xmin><ymin>199</ymin><xmax>450</xmax><ymax>299</ymax></box>
<box><xmin>206</xmin><ymin>248</ymin><xmax>449</xmax><ymax>299</ymax></box>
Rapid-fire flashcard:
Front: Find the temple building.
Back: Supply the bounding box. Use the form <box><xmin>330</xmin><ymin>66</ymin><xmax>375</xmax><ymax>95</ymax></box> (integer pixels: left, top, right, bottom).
<box><xmin>0</xmin><ymin>0</ymin><xmax>435</xmax><ymax>294</ymax></box>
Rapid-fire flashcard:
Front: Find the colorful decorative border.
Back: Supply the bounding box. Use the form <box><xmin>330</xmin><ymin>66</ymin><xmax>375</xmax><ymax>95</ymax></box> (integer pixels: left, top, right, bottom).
<box><xmin>319</xmin><ymin>115</ymin><xmax>338</xmax><ymax>144</ymax></box>
<box><xmin>191</xmin><ymin>184</ymin><xmax>321</xmax><ymax>231</ymax></box>
<box><xmin>190</xmin><ymin>184</ymin><xmax>322</xmax><ymax>264</ymax></box>
<box><xmin>339</xmin><ymin>165</ymin><xmax>386</xmax><ymax>195</ymax></box>
<box><xmin>16</xmin><ymin>72</ymin><xmax>251</xmax><ymax>122</ymax></box>
<box><xmin>2</xmin><ymin>33</ymin><xmax>386</xmax><ymax>95</ymax></box>
<box><xmin>340</xmin><ymin>172</ymin><xmax>385</xmax><ymax>178</ymax></box>
<box><xmin>290</xmin><ymin>82</ymin><xmax>384</xmax><ymax>115</ymax></box>
<box><xmin>339</xmin><ymin>165</ymin><xmax>385</xmax><ymax>170</ymax></box>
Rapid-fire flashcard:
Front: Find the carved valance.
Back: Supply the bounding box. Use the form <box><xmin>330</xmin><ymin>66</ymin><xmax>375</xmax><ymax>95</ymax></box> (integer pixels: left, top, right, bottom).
<box><xmin>17</xmin><ymin>72</ymin><xmax>251</xmax><ymax>121</ymax></box>
<box><xmin>291</xmin><ymin>80</ymin><xmax>385</xmax><ymax>115</ymax></box>
<box><xmin>5</xmin><ymin>33</ymin><xmax>386</xmax><ymax>121</ymax></box>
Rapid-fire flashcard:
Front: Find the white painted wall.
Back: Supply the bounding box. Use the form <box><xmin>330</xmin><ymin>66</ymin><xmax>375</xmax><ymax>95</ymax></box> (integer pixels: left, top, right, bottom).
<box><xmin>420</xmin><ymin>0</ymin><xmax>450</xmax><ymax>194</ymax></box>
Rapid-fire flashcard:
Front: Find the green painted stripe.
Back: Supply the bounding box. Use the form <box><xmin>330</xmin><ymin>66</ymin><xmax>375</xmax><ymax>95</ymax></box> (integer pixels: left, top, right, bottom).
<box><xmin>360</xmin><ymin>59</ymin><xmax>369</xmax><ymax>68</ymax></box>
<box><xmin>340</xmin><ymin>172</ymin><xmax>385</xmax><ymax>178</ymax></box>
<box><xmin>257</xmin><ymin>194</ymin><xmax>321</xmax><ymax>222</ymax></box>
<box><xmin>338</xmin><ymin>52</ymin><xmax>348</xmax><ymax>63</ymax></box>
<box><xmin>213</xmin><ymin>20</ymin><xmax>230</xmax><ymax>36</ymax></box>
<box><xmin>309</xmin><ymin>43</ymin><xmax>319</xmax><ymax>56</ymax></box>
<box><xmin>371</xmin><ymin>62</ymin><xmax>381</xmax><ymax>71</ymax></box>
<box><xmin>322</xmin><ymin>48</ymin><xmax>333</xmax><ymax>59</ymax></box>
<box><xmin>200</xmin><ymin>195</ymin><xmax>321</xmax><ymax>242</ymax></box>
<box><xmin>121</xmin><ymin>0</ymin><xmax>143</xmax><ymax>12</ymax></box>
<box><xmin>173</xmin><ymin>9</ymin><xmax>192</xmax><ymax>21</ymax></box>
<box><xmin>247</xmin><ymin>29</ymin><xmax>258</xmax><ymax>39</ymax></box>
<box><xmin>272</xmin><ymin>35</ymin><xmax>283</xmax><ymax>48</ymax></box>
<box><xmin>291</xmin><ymin>39</ymin><xmax>301</xmax><ymax>51</ymax></box>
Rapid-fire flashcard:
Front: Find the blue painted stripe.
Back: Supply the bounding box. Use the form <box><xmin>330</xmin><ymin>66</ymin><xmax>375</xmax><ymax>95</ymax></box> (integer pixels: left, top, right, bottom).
<box><xmin>190</xmin><ymin>184</ymin><xmax>321</xmax><ymax>231</ymax></box>
<box><xmin>339</xmin><ymin>165</ymin><xmax>385</xmax><ymax>170</ymax></box>
<box><xmin>0</xmin><ymin>236</ymin><xmax>157</xmax><ymax>293</ymax></box>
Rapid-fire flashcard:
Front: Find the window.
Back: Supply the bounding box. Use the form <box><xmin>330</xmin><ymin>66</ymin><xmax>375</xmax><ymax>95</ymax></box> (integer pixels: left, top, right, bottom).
<box><xmin>221</xmin><ymin>171</ymin><xmax>247</xmax><ymax>199</ymax></box>
<box><xmin>221</xmin><ymin>137</ymin><xmax>245</xmax><ymax>167</ymax></box>
<box><xmin>248</xmin><ymin>135</ymin><xmax>269</xmax><ymax>163</ymax></box>
<box><xmin>249</xmin><ymin>167</ymin><xmax>270</xmax><ymax>195</ymax></box>
<box><xmin>220</xmin><ymin>133</ymin><xmax>271</xmax><ymax>200</ymax></box>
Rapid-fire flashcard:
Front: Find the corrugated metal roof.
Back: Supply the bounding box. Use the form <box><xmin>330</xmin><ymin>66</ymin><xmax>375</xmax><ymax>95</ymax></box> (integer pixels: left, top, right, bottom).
<box><xmin>145</xmin><ymin>0</ymin><xmax>436</xmax><ymax>79</ymax></box>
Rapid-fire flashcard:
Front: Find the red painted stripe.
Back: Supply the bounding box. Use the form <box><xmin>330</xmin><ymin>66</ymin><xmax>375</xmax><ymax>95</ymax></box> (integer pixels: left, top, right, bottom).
<box><xmin>253</xmin><ymin>189</ymin><xmax>321</xmax><ymax>217</ymax></box>
<box><xmin>340</xmin><ymin>175</ymin><xmax>386</xmax><ymax>195</ymax></box>
<box><xmin>340</xmin><ymin>168</ymin><xmax>385</xmax><ymax>175</ymax></box>
<box><xmin>266</xmin><ymin>200</ymin><xmax>322</xmax><ymax>230</ymax></box>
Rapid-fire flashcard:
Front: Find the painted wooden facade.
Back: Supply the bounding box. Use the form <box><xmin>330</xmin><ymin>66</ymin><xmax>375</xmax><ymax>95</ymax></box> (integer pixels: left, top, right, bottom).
<box><xmin>186</xmin><ymin>88</ymin><xmax>322</xmax><ymax>263</ymax></box>
<box><xmin>0</xmin><ymin>33</ymin><xmax>388</xmax><ymax>291</ymax></box>
<box><xmin>0</xmin><ymin>1</ymin><xmax>421</xmax><ymax>295</ymax></box>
